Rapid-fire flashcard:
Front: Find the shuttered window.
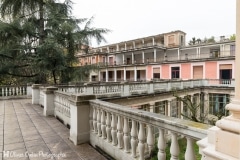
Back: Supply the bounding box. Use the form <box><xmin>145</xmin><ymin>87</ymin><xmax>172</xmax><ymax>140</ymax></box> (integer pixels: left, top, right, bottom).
<box><xmin>219</xmin><ymin>64</ymin><xmax>232</xmax><ymax>70</ymax></box>
<box><xmin>153</xmin><ymin>67</ymin><xmax>160</xmax><ymax>79</ymax></box>
<box><xmin>193</xmin><ymin>66</ymin><xmax>203</xmax><ymax>79</ymax></box>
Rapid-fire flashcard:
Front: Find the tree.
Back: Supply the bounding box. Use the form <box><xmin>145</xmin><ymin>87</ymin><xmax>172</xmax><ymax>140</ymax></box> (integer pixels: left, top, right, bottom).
<box><xmin>188</xmin><ymin>37</ymin><xmax>196</xmax><ymax>45</ymax></box>
<box><xmin>173</xmin><ymin>92</ymin><xmax>228</xmax><ymax>125</ymax></box>
<box><xmin>230</xmin><ymin>34</ymin><xmax>236</xmax><ymax>41</ymax></box>
<box><xmin>0</xmin><ymin>0</ymin><xmax>109</xmax><ymax>84</ymax></box>
<box><xmin>207</xmin><ymin>36</ymin><xmax>215</xmax><ymax>43</ymax></box>
<box><xmin>173</xmin><ymin>93</ymin><xmax>206</xmax><ymax>123</ymax></box>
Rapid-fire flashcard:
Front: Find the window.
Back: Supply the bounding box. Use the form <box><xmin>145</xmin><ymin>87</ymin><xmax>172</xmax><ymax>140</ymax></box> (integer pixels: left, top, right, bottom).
<box><xmin>209</xmin><ymin>94</ymin><xmax>230</xmax><ymax>116</ymax></box>
<box><xmin>170</xmin><ymin>99</ymin><xmax>181</xmax><ymax>118</ymax></box>
<box><xmin>171</xmin><ymin>67</ymin><xmax>180</xmax><ymax>79</ymax></box>
<box><xmin>139</xmin><ymin>104</ymin><xmax>150</xmax><ymax>111</ymax></box>
<box><xmin>230</xmin><ymin>45</ymin><xmax>235</xmax><ymax>56</ymax></box>
<box><xmin>155</xmin><ymin>101</ymin><xmax>166</xmax><ymax>115</ymax></box>
<box><xmin>153</xmin><ymin>68</ymin><xmax>160</xmax><ymax>79</ymax></box>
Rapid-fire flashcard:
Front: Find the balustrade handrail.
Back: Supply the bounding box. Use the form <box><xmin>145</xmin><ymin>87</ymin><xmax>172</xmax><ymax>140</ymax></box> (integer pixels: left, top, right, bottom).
<box><xmin>36</xmin><ymin>79</ymin><xmax>235</xmax><ymax>96</ymax></box>
<box><xmin>90</xmin><ymin>99</ymin><xmax>210</xmax><ymax>140</ymax></box>
<box><xmin>0</xmin><ymin>85</ymin><xmax>31</xmax><ymax>98</ymax></box>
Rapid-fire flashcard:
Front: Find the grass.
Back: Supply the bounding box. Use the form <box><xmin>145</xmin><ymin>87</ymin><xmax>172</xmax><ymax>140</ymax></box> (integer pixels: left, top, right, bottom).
<box><xmin>150</xmin><ymin>137</ymin><xmax>201</xmax><ymax>160</ymax></box>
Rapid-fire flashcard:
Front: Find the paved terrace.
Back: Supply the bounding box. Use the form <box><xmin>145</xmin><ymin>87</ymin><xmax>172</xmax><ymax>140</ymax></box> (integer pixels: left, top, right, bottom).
<box><xmin>0</xmin><ymin>99</ymin><xmax>107</xmax><ymax>160</ymax></box>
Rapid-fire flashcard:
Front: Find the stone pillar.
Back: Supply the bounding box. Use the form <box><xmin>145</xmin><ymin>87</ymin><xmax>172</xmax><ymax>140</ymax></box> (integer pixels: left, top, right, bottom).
<box><xmin>134</xmin><ymin>66</ymin><xmax>137</xmax><ymax>81</ymax></box>
<box><xmin>167</xmin><ymin>100</ymin><xmax>171</xmax><ymax>117</ymax></box>
<box><xmin>121</xmin><ymin>83</ymin><xmax>130</xmax><ymax>97</ymax></box>
<box><xmin>27</xmin><ymin>83</ymin><xmax>32</xmax><ymax>98</ymax></box>
<box><xmin>235</xmin><ymin>0</ymin><xmax>240</xmax><ymax>100</ymax></box>
<box><xmin>114</xmin><ymin>68</ymin><xmax>117</xmax><ymax>82</ymax></box>
<box><xmin>132</xmin><ymin>52</ymin><xmax>134</xmax><ymax>64</ymax></box>
<box><xmin>148</xmin><ymin>82</ymin><xmax>154</xmax><ymax>94</ymax></box>
<box><xmin>106</xmin><ymin>69</ymin><xmax>108</xmax><ymax>82</ymax></box>
<box><xmin>197</xmin><ymin>1</ymin><xmax>240</xmax><ymax>159</ymax></box>
<box><xmin>43</xmin><ymin>87</ymin><xmax>58</xmax><ymax>116</ymax></box>
<box><xmin>149</xmin><ymin>102</ymin><xmax>155</xmax><ymax>113</ymax></box>
<box><xmin>153</xmin><ymin>49</ymin><xmax>156</xmax><ymax>62</ymax></box>
<box><xmin>32</xmin><ymin>84</ymin><xmax>41</xmax><ymax>105</ymax></box>
<box><xmin>69</xmin><ymin>94</ymin><xmax>96</xmax><ymax>145</ymax></box>
<box><xmin>177</xmin><ymin>48</ymin><xmax>180</xmax><ymax>60</ymax></box>
<box><xmin>123</xmin><ymin>67</ymin><xmax>126</xmax><ymax>81</ymax></box>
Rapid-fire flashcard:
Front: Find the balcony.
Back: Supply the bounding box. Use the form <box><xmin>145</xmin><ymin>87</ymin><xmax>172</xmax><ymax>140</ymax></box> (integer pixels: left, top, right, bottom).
<box><xmin>1</xmin><ymin>79</ymin><xmax>236</xmax><ymax>160</ymax></box>
<box><xmin>31</xmin><ymin>85</ymin><xmax>211</xmax><ymax>160</ymax></box>
<box><xmin>96</xmin><ymin>51</ymin><xmax>235</xmax><ymax>69</ymax></box>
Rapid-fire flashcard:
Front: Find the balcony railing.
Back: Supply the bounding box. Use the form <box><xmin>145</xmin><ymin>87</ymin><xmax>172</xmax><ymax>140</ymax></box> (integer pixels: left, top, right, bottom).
<box><xmin>96</xmin><ymin>51</ymin><xmax>235</xmax><ymax>68</ymax></box>
<box><xmin>35</xmin><ymin>86</ymin><xmax>211</xmax><ymax>160</ymax></box>
<box><xmin>0</xmin><ymin>85</ymin><xmax>31</xmax><ymax>98</ymax></box>
<box><xmin>89</xmin><ymin>99</ymin><xmax>210</xmax><ymax>160</ymax></box>
<box><xmin>35</xmin><ymin>79</ymin><xmax>234</xmax><ymax>102</ymax></box>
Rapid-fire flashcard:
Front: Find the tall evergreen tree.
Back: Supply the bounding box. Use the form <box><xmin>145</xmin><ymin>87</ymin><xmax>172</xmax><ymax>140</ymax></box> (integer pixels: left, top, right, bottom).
<box><xmin>0</xmin><ymin>0</ymin><xmax>109</xmax><ymax>84</ymax></box>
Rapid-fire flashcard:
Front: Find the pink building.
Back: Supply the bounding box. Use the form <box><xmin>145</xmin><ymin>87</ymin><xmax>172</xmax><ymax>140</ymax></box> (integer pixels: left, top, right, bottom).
<box><xmin>77</xmin><ymin>30</ymin><xmax>235</xmax><ymax>82</ymax></box>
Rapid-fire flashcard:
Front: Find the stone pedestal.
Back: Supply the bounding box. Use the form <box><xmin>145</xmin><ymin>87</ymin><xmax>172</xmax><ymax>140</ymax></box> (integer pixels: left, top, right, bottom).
<box><xmin>32</xmin><ymin>84</ymin><xmax>41</xmax><ymax>104</ymax></box>
<box><xmin>69</xmin><ymin>94</ymin><xmax>96</xmax><ymax>145</ymax></box>
<box><xmin>197</xmin><ymin>100</ymin><xmax>240</xmax><ymax>160</ymax></box>
<box><xmin>43</xmin><ymin>87</ymin><xmax>58</xmax><ymax>116</ymax></box>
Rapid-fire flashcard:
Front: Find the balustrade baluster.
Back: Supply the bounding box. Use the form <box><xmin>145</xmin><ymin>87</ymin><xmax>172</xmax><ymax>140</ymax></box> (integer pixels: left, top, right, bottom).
<box><xmin>138</xmin><ymin>122</ymin><xmax>146</xmax><ymax>160</ymax></box>
<box><xmin>106</xmin><ymin>111</ymin><xmax>112</xmax><ymax>142</ymax></box>
<box><xmin>97</xmin><ymin>108</ymin><xmax>102</xmax><ymax>136</ymax></box>
<box><xmin>131</xmin><ymin>120</ymin><xmax>138</xmax><ymax>158</ymax></box>
<box><xmin>185</xmin><ymin>137</ymin><xmax>196</xmax><ymax>160</ymax></box>
<box><xmin>117</xmin><ymin>115</ymin><xmax>123</xmax><ymax>148</ymax></box>
<box><xmin>93</xmin><ymin>107</ymin><xmax>97</xmax><ymax>133</ymax></box>
<box><xmin>111</xmin><ymin>113</ymin><xmax>117</xmax><ymax>146</ymax></box>
<box><xmin>170</xmin><ymin>132</ymin><xmax>180</xmax><ymax>160</ymax></box>
<box><xmin>147</xmin><ymin>125</ymin><xmax>154</xmax><ymax>156</ymax></box>
<box><xmin>158</xmin><ymin>128</ymin><xmax>166</xmax><ymax>160</ymax></box>
<box><xmin>101</xmin><ymin>110</ymin><xmax>106</xmax><ymax>139</ymax></box>
<box><xmin>123</xmin><ymin>117</ymin><xmax>130</xmax><ymax>152</ymax></box>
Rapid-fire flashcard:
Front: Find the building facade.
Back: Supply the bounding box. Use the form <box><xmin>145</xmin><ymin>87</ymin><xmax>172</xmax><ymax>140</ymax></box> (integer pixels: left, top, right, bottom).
<box><xmin>77</xmin><ymin>30</ymin><xmax>235</xmax><ymax>83</ymax></box>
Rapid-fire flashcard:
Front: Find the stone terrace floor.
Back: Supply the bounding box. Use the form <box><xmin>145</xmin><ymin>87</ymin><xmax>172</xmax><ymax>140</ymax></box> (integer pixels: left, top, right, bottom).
<box><xmin>0</xmin><ymin>99</ymin><xmax>107</xmax><ymax>160</ymax></box>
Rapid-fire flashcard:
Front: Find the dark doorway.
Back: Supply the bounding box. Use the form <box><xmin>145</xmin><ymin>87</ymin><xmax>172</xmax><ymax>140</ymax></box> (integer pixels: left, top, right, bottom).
<box><xmin>220</xmin><ymin>69</ymin><xmax>232</xmax><ymax>79</ymax></box>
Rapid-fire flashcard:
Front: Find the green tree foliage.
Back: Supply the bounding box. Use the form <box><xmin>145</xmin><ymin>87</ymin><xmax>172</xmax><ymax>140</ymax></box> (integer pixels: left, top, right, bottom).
<box><xmin>0</xmin><ymin>0</ymin><xmax>109</xmax><ymax>85</ymax></box>
<box><xmin>173</xmin><ymin>93</ymin><xmax>205</xmax><ymax>123</ymax></box>
<box><xmin>230</xmin><ymin>34</ymin><xmax>236</xmax><ymax>41</ymax></box>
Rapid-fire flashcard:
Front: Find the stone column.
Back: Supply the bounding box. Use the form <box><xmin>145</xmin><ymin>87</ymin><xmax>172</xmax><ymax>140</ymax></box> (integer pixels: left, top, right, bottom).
<box><xmin>114</xmin><ymin>68</ymin><xmax>117</xmax><ymax>82</ymax></box>
<box><xmin>32</xmin><ymin>84</ymin><xmax>41</xmax><ymax>105</ymax></box>
<box><xmin>123</xmin><ymin>67</ymin><xmax>126</xmax><ymax>81</ymax></box>
<box><xmin>149</xmin><ymin>102</ymin><xmax>155</xmax><ymax>113</ymax></box>
<box><xmin>235</xmin><ymin>0</ymin><xmax>240</xmax><ymax>100</ymax></box>
<box><xmin>106</xmin><ymin>68</ymin><xmax>108</xmax><ymax>82</ymax></box>
<box><xmin>132</xmin><ymin>52</ymin><xmax>134</xmax><ymax>64</ymax></box>
<box><xmin>134</xmin><ymin>66</ymin><xmax>137</xmax><ymax>81</ymax></box>
<box><xmin>153</xmin><ymin>49</ymin><xmax>156</xmax><ymax>62</ymax></box>
<box><xmin>197</xmin><ymin>1</ymin><xmax>240</xmax><ymax>159</ymax></box>
<box><xmin>69</xmin><ymin>94</ymin><xmax>96</xmax><ymax>145</ymax></box>
<box><xmin>43</xmin><ymin>87</ymin><xmax>58</xmax><ymax>116</ymax></box>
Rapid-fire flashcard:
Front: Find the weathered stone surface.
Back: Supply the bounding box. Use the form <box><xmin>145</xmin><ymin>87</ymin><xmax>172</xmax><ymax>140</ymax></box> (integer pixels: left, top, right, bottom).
<box><xmin>0</xmin><ymin>99</ymin><xmax>106</xmax><ymax>160</ymax></box>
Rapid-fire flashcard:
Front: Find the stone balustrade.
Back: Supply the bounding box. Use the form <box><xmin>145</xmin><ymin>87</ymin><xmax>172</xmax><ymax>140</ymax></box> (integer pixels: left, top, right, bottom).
<box><xmin>0</xmin><ymin>85</ymin><xmax>31</xmax><ymax>98</ymax></box>
<box><xmin>31</xmin><ymin>79</ymin><xmax>234</xmax><ymax>160</ymax></box>
<box><xmin>43</xmin><ymin>79</ymin><xmax>234</xmax><ymax>99</ymax></box>
<box><xmin>54</xmin><ymin>91</ymin><xmax>71</xmax><ymax>126</ymax></box>
<box><xmin>89</xmin><ymin>99</ymin><xmax>210</xmax><ymax>160</ymax></box>
<box><xmin>33</xmin><ymin>79</ymin><xmax>235</xmax><ymax>106</ymax></box>
<box><xmin>33</xmin><ymin>83</ymin><xmax>214</xmax><ymax>160</ymax></box>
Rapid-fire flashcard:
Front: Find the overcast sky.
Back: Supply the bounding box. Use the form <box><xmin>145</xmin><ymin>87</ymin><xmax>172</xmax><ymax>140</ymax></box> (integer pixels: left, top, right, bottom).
<box><xmin>71</xmin><ymin>0</ymin><xmax>236</xmax><ymax>47</ymax></box>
